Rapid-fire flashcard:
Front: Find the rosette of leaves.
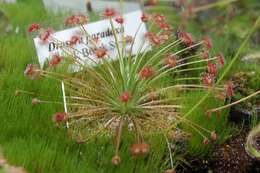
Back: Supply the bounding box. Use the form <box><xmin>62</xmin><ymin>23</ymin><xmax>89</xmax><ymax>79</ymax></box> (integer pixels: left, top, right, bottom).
<box><xmin>21</xmin><ymin>5</ymin><xmax>260</xmax><ymax>166</ymax></box>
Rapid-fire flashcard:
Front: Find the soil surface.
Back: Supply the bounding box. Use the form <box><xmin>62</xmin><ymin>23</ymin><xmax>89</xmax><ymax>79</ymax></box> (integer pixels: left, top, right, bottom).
<box><xmin>178</xmin><ymin>128</ymin><xmax>260</xmax><ymax>173</ymax></box>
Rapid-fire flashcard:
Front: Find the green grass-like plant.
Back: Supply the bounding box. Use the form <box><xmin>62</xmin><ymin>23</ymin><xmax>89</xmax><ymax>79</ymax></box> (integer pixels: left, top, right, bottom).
<box><xmin>21</xmin><ymin>4</ymin><xmax>235</xmax><ymax>169</ymax></box>
<box><xmin>1</xmin><ymin>0</ymin><xmax>260</xmax><ymax>172</ymax></box>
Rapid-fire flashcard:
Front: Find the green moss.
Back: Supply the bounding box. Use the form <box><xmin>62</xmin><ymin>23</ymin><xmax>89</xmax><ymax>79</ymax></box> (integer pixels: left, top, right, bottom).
<box><xmin>0</xmin><ymin>0</ymin><xmax>259</xmax><ymax>172</ymax></box>
<box><xmin>179</xmin><ymin>91</ymin><xmax>230</xmax><ymax>156</ymax></box>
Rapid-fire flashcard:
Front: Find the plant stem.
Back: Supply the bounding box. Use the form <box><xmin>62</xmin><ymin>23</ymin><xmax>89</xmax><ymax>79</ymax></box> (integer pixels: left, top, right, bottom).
<box><xmin>115</xmin><ymin>119</ymin><xmax>124</xmax><ymax>156</ymax></box>
<box><xmin>165</xmin><ymin>136</ymin><xmax>174</xmax><ymax>169</ymax></box>
<box><xmin>209</xmin><ymin>90</ymin><xmax>260</xmax><ymax>113</ymax></box>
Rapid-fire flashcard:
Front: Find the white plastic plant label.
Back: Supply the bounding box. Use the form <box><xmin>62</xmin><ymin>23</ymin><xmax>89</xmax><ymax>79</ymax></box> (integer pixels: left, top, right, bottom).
<box><xmin>33</xmin><ymin>10</ymin><xmax>150</xmax><ymax>68</ymax></box>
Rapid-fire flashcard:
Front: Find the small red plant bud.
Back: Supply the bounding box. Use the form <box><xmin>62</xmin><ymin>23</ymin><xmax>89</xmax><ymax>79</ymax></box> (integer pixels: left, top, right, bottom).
<box><xmin>203</xmin><ymin>138</ymin><xmax>209</xmax><ymax>145</ymax></box>
<box><xmin>177</xmin><ymin>31</ymin><xmax>193</xmax><ymax>46</ymax></box>
<box><xmin>103</xmin><ymin>8</ymin><xmax>116</xmax><ymax>18</ymax></box>
<box><xmin>207</xmin><ymin>62</ymin><xmax>218</xmax><ymax>76</ymax></box>
<box><xmin>146</xmin><ymin>0</ymin><xmax>158</xmax><ymax>6</ymax></box>
<box><xmin>159</xmin><ymin>33</ymin><xmax>170</xmax><ymax>42</ymax></box>
<box><xmin>77</xmin><ymin>15</ymin><xmax>88</xmax><ymax>24</ymax></box>
<box><xmin>64</xmin><ymin>15</ymin><xmax>75</xmax><ymax>26</ymax></box>
<box><xmin>141</xmin><ymin>13</ymin><xmax>149</xmax><ymax>22</ymax></box>
<box><xmin>164</xmin><ymin>169</ymin><xmax>176</xmax><ymax>173</ymax></box>
<box><xmin>139</xmin><ymin>67</ymin><xmax>154</xmax><ymax>79</ymax></box>
<box><xmin>124</xmin><ymin>35</ymin><xmax>133</xmax><ymax>44</ymax></box>
<box><xmin>119</xmin><ymin>92</ymin><xmax>130</xmax><ymax>103</ymax></box>
<box><xmin>111</xmin><ymin>155</ymin><xmax>121</xmax><ymax>166</ymax></box>
<box><xmin>216</xmin><ymin>53</ymin><xmax>225</xmax><ymax>67</ymax></box>
<box><xmin>24</xmin><ymin>64</ymin><xmax>41</xmax><ymax>80</ymax></box>
<box><xmin>164</xmin><ymin>55</ymin><xmax>177</xmax><ymax>68</ymax></box>
<box><xmin>158</xmin><ymin>22</ymin><xmax>171</xmax><ymax>31</ymax></box>
<box><xmin>53</xmin><ymin>112</ymin><xmax>67</xmax><ymax>123</ymax></box>
<box><xmin>140</xmin><ymin>143</ymin><xmax>150</xmax><ymax>154</ymax></box>
<box><xmin>28</xmin><ymin>23</ymin><xmax>40</xmax><ymax>33</ymax></box>
<box><xmin>94</xmin><ymin>48</ymin><xmax>107</xmax><ymax>59</ymax></box>
<box><xmin>145</xmin><ymin>32</ymin><xmax>161</xmax><ymax>45</ymax></box>
<box><xmin>211</xmin><ymin>131</ymin><xmax>217</xmax><ymax>141</ymax></box>
<box><xmin>202</xmin><ymin>36</ymin><xmax>212</xmax><ymax>49</ymax></box>
<box><xmin>201</xmin><ymin>73</ymin><xmax>214</xmax><ymax>86</ymax></box>
<box><xmin>115</xmin><ymin>16</ymin><xmax>124</xmax><ymax>24</ymax></box>
<box><xmin>130</xmin><ymin>143</ymin><xmax>141</xmax><ymax>156</ymax></box>
<box><xmin>49</xmin><ymin>54</ymin><xmax>63</xmax><ymax>67</ymax></box>
<box><xmin>154</xmin><ymin>14</ymin><xmax>166</xmax><ymax>23</ymax></box>
<box><xmin>38</xmin><ymin>28</ymin><xmax>53</xmax><ymax>43</ymax></box>
<box><xmin>32</xmin><ymin>98</ymin><xmax>40</xmax><ymax>105</ymax></box>
<box><xmin>201</xmin><ymin>50</ymin><xmax>209</xmax><ymax>59</ymax></box>
<box><xmin>150</xmin><ymin>35</ymin><xmax>161</xmax><ymax>45</ymax></box>
<box><xmin>224</xmin><ymin>81</ymin><xmax>234</xmax><ymax>98</ymax></box>
<box><xmin>64</xmin><ymin>15</ymin><xmax>87</xmax><ymax>26</ymax></box>
<box><xmin>69</xmin><ymin>35</ymin><xmax>81</xmax><ymax>46</ymax></box>
<box><xmin>130</xmin><ymin>143</ymin><xmax>150</xmax><ymax>156</ymax></box>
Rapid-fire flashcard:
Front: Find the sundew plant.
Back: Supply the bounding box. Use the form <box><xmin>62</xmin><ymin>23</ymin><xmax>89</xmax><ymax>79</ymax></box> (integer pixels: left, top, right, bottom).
<box><xmin>20</xmin><ymin>3</ymin><xmax>260</xmax><ymax>167</ymax></box>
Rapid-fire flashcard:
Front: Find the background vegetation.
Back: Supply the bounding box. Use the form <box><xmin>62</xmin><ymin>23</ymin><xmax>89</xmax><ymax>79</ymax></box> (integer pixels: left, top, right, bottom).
<box><xmin>0</xmin><ymin>0</ymin><xmax>259</xmax><ymax>172</ymax></box>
